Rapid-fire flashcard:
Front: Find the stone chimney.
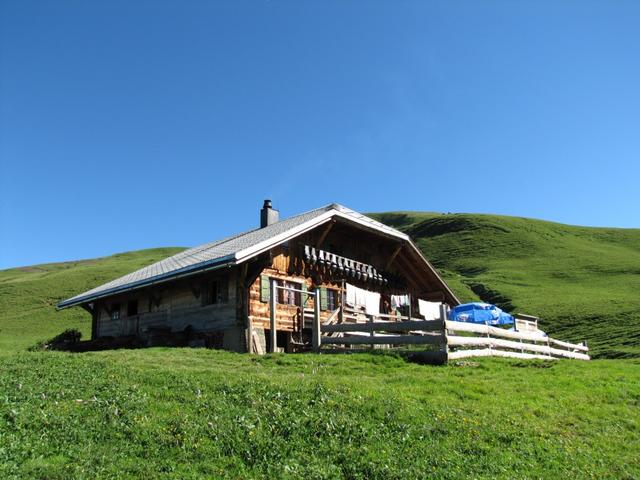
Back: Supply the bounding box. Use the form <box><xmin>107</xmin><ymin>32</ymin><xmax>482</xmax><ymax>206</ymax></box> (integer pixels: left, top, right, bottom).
<box><xmin>260</xmin><ymin>199</ymin><xmax>279</xmax><ymax>228</ymax></box>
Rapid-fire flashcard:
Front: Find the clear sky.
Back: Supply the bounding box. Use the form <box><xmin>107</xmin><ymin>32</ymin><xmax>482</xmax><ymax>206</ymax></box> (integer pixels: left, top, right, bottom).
<box><xmin>1</xmin><ymin>1</ymin><xmax>639</xmax><ymax>269</ymax></box>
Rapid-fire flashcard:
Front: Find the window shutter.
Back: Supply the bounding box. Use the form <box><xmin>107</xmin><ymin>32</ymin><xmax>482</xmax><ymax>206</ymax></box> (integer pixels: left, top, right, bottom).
<box><xmin>260</xmin><ymin>275</ymin><xmax>270</xmax><ymax>303</ymax></box>
<box><xmin>320</xmin><ymin>287</ymin><xmax>328</xmax><ymax>311</ymax></box>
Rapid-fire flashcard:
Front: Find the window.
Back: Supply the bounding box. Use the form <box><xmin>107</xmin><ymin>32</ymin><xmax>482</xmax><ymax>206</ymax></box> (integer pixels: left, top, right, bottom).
<box><xmin>320</xmin><ymin>288</ymin><xmax>339</xmax><ymax>311</ymax></box>
<box><xmin>127</xmin><ymin>299</ymin><xmax>138</xmax><ymax>316</ymax></box>
<box><xmin>260</xmin><ymin>275</ymin><xmax>270</xmax><ymax>303</ymax></box>
<box><xmin>260</xmin><ymin>276</ymin><xmax>306</xmax><ymax>306</ymax></box>
<box><xmin>205</xmin><ymin>278</ymin><xmax>229</xmax><ymax>305</ymax></box>
<box><xmin>278</xmin><ymin>280</ymin><xmax>301</xmax><ymax>306</ymax></box>
<box><xmin>111</xmin><ymin>303</ymin><xmax>120</xmax><ymax>321</ymax></box>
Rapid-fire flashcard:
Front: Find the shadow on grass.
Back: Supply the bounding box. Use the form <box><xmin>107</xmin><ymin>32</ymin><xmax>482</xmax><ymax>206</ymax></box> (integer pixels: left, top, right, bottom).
<box><xmin>28</xmin><ymin>326</ymin><xmax>220</xmax><ymax>353</ymax></box>
<box><xmin>31</xmin><ymin>329</ymin><xmax>449</xmax><ymax>365</ymax></box>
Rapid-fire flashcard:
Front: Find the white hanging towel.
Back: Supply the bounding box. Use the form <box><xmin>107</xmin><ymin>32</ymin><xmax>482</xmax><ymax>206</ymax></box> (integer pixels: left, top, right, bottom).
<box><xmin>364</xmin><ymin>291</ymin><xmax>380</xmax><ymax>316</ymax></box>
<box><xmin>391</xmin><ymin>294</ymin><xmax>410</xmax><ymax>309</ymax></box>
<box><xmin>345</xmin><ymin>284</ymin><xmax>356</xmax><ymax>306</ymax></box>
<box><xmin>345</xmin><ymin>283</ymin><xmax>380</xmax><ymax>316</ymax></box>
<box><xmin>346</xmin><ymin>283</ymin><xmax>365</xmax><ymax>307</ymax></box>
<box><xmin>418</xmin><ymin>300</ymin><xmax>442</xmax><ymax>320</ymax></box>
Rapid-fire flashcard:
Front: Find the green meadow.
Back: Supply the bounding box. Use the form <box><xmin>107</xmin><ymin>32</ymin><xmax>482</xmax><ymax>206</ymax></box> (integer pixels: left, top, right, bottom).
<box><xmin>1</xmin><ymin>213</ymin><xmax>639</xmax><ymax>478</ymax></box>
<box><xmin>1</xmin><ymin>351</ymin><xmax>639</xmax><ymax>479</ymax></box>
<box><xmin>372</xmin><ymin>212</ymin><xmax>640</xmax><ymax>358</ymax></box>
<box><xmin>0</xmin><ymin>247</ymin><xmax>183</xmax><ymax>354</ymax></box>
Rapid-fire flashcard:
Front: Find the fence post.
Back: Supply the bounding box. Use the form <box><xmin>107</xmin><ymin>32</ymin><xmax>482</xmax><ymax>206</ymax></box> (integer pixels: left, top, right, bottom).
<box><xmin>339</xmin><ymin>280</ymin><xmax>345</xmax><ymax>324</ymax></box>
<box><xmin>369</xmin><ymin>311</ymin><xmax>375</xmax><ymax>350</ymax></box>
<box><xmin>439</xmin><ymin>304</ymin><xmax>449</xmax><ymax>361</ymax></box>
<box><xmin>485</xmin><ymin>320</ymin><xmax>492</xmax><ymax>354</ymax></box>
<box><xmin>312</xmin><ymin>288</ymin><xmax>321</xmax><ymax>351</ymax></box>
<box><xmin>269</xmin><ymin>279</ymin><xmax>277</xmax><ymax>353</ymax></box>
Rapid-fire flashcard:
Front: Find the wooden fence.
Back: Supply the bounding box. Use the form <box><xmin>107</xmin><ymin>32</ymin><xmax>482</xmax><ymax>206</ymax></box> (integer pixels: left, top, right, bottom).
<box><xmin>313</xmin><ymin>305</ymin><xmax>589</xmax><ymax>361</ymax></box>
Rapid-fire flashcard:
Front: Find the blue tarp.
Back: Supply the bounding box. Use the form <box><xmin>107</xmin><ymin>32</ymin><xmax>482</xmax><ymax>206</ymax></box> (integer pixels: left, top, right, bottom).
<box><xmin>448</xmin><ymin>302</ymin><xmax>514</xmax><ymax>326</ymax></box>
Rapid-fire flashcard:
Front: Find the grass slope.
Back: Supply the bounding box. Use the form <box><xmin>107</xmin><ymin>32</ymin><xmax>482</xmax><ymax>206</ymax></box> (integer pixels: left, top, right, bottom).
<box><xmin>1</xmin><ymin>350</ymin><xmax>639</xmax><ymax>479</ymax></box>
<box><xmin>1</xmin><ymin>218</ymin><xmax>639</xmax><ymax>478</ymax></box>
<box><xmin>371</xmin><ymin>212</ymin><xmax>640</xmax><ymax>359</ymax></box>
<box><xmin>1</xmin><ymin>212</ymin><xmax>640</xmax><ymax>358</ymax></box>
<box><xmin>0</xmin><ymin>248</ymin><xmax>184</xmax><ymax>353</ymax></box>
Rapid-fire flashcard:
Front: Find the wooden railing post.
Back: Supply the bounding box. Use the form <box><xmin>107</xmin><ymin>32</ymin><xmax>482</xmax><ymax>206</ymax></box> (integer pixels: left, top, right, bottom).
<box><xmin>439</xmin><ymin>304</ymin><xmax>449</xmax><ymax>361</ymax></box>
<box><xmin>269</xmin><ymin>279</ymin><xmax>277</xmax><ymax>353</ymax></box>
<box><xmin>312</xmin><ymin>288</ymin><xmax>321</xmax><ymax>351</ymax></box>
<box><xmin>369</xmin><ymin>311</ymin><xmax>375</xmax><ymax>350</ymax></box>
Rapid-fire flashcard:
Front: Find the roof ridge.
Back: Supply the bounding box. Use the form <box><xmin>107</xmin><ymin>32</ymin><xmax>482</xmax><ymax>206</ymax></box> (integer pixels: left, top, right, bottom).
<box><xmin>57</xmin><ymin>203</ymin><xmax>407</xmax><ymax>308</ymax></box>
<box><xmin>179</xmin><ymin>204</ymin><xmax>333</xmax><ymax>259</ymax></box>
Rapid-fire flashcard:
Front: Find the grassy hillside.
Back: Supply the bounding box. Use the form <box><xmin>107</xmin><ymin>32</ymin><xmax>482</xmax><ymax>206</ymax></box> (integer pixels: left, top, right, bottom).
<box><xmin>1</xmin><ymin>217</ymin><xmax>639</xmax><ymax>478</ymax></box>
<box><xmin>1</xmin><ymin>350</ymin><xmax>639</xmax><ymax>479</ymax></box>
<box><xmin>0</xmin><ymin>248</ymin><xmax>183</xmax><ymax>353</ymax></box>
<box><xmin>371</xmin><ymin>212</ymin><xmax>640</xmax><ymax>359</ymax></box>
<box><xmin>1</xmin><ymin>212</ymin><xmax>640</xmax><ymax>358</ymax></box>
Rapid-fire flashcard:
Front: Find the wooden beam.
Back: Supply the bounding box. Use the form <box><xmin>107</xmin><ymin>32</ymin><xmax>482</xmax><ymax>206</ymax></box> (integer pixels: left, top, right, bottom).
<box><xmin>396</xmin><ymin>249</ymin><xmax>448</xmax><ymax>302</ymax></box>
<box><xmin>269</xmin><ymin>279</ymin><xmax>277</xmax><ymax>353</ymax></box>
<box><xmin>312</xmin><ymin>287</ymin><xmax>321</xmax><ymax>351</ymax></box>
<box><xmin>548</xmin><ymin>337</ymin><xmax>590</xmax><ymax>352</ymax></box>
<box><xmin>244</xmin><ymin>255</ymin><xmax>270</xmax><ymax>288</ymax></box>
<box><xmin>385</xmin><ymin>244</ymin><xmax>402</xmax><ymax>270</ymax></box>
<box><xmin>80</xmin><ymin>303</ymin><xmax>94</xmax><ymax>315</ymax></box>
<box><xmin>84</xmin><ymin>302</ymin><xmax>98</xmax><ymax>340</ymax></box>
<box><xmin>240</xmin><ymin>262</ymin><xmax>248</xmax><ymax>279</ymax></box>
<box><xmin>321</xmin><ymin>334</ymin><xmax>444</xmax><ymax>346</ymax></box>
<box><xmin>447</xmin><ymin>348</ymin><xmax>557</xmax><ymax>361</ymax></box>
<box><xmin>446</xmin><ymin>336</ymin><xmax>590</xmax><ymax>360</ymax></box>
<box><xmin>393</xmin><ymin>252</ymin><xmax>423</xmax><ymax>292</ymax></box>
<box><xmin>423</xmin><ymin>291</ymin><xmax>445</xmax><ymax>302</ymax></box>
<box><xmin>235</xmin><ymin>264</ymin><xmax>251</xmax><ymax>354</ymax></box>
<box><xmin>316</xmin><ymin>221</ymin><xmax>334</xmax><ymax>247</ymax></box>
<box><xmin>445</xmin><ymin>320</ymin><xmax>551</xmax><ymax>343</ymax></box>
<box><xmin>322</xmin><ymin>319</ymin><xmax>442</xmax><ymax>333</ymax></box>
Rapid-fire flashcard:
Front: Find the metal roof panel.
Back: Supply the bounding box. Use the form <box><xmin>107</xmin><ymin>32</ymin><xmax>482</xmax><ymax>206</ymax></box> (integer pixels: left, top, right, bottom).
<box><xmin>57</xmin><ymin>204</ymin><xmax>410</xmax><ymax>308</ymax></box>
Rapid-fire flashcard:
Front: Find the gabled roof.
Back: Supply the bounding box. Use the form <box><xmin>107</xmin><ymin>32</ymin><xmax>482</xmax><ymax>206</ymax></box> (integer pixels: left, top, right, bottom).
<box><xmin>58</xmin><ymin>204</ymin><xmax>423</xmax><ymax>309</ymax></box>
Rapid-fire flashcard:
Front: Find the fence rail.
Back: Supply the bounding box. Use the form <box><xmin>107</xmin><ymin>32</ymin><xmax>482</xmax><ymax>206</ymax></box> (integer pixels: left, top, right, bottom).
<box><xmin>322</xmin><ymin>319</ymin><xmax>442</xmax><ymax>333</ymax></box>
<box><xmin>314</xmin><ymin>306</ymin><xmax>589</xmax><ymax>361</ymax></box>
<box><xmin>322</xmin><ymin>334</ymin><xmax>443</xmax><ymax>346</ymax></box>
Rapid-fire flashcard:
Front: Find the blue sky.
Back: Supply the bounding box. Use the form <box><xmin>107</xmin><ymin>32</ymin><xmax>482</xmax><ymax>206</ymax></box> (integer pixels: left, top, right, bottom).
<box><xmin>1</xmin><ymin>1</ymin><xmax>639</xmax><ymax>268</ymax></box>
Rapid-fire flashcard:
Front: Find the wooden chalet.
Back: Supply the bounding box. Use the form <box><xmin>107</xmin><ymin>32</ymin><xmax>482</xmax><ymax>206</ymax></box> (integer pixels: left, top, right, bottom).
<box><xmin>58</xmin><ymin>201</ymin><xmax>460</xmax><ymax>353</ymax></box>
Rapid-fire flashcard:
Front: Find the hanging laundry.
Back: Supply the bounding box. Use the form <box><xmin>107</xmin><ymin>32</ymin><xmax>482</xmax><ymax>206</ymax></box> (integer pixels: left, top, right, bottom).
<box><xmin>364</xmin><ymin>292</ymin><xmax>380</xmax><ymax>316</ymax></box>
<box><xmin>346</xmin><ymin>283</ymin><xmax>365</xmax><ymax>307</ymax></box>
<box><xmin>346</xmin><ymin>283</ymin><xmax>381</xmax><ymax>316</ymax></box>
<box><xmin>418</xmin><ymin>300</ymin><xmax>442</xmax><ymax>320</ymax></box>
<box><xmin>391</xmin><ymin>294</ymin><xmax>410</xmax><ymax>309</ymax></box>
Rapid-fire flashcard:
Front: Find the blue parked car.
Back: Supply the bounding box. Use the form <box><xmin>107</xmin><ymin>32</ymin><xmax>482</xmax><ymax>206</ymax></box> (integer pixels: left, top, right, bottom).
<box><xmin>448</xmin><ymin>302</ymin><xmax>514</xmax><ymax>326</ymax></box>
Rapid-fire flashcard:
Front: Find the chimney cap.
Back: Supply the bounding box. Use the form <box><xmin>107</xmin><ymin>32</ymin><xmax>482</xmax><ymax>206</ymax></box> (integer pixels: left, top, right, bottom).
<box><xmin>263</xmin><ymin>199</ymin><xmax>272</xmax><ymax>209</ymax></box>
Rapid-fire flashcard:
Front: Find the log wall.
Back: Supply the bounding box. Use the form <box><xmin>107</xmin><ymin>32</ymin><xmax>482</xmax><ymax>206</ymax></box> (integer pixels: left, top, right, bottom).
<box><xmin>95</xmin><ymin>269</ymin><xmax>239</xmax><ymax>345</ymax></box>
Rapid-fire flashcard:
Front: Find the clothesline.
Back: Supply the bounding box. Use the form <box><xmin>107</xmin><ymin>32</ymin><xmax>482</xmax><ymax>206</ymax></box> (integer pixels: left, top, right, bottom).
<box><xmin>345</xmin><ymin>283</ymin><xmax>443</xmax><ymax>319</ymax></box>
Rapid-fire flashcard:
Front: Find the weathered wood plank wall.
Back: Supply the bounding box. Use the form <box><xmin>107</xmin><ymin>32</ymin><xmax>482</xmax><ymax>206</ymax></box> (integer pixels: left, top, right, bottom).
<box><xmin>95</xmin><ymin>270</ymin><xmax>237</xmax><ymax>339</ymax></box>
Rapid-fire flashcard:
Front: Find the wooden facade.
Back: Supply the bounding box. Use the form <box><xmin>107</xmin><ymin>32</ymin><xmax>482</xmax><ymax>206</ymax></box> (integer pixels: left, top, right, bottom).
<box><xmin>59</xmin><ymin>202</ymin><xmax>587</xmax><ymax>361</ymax></box>
<box><xmin>57</xmin><ymin>200</ymin><xmax>461</xmax><ymax>354</ymax></box>
<box><xmin>83</xmin><ymin>217</ymin><xmax>456</xmax><ymax>354</ymax></box>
